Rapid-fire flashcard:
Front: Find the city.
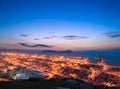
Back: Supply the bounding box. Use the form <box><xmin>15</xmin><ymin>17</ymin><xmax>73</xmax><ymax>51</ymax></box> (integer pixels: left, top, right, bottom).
<box><xmin>0</xmin><ymin>0</ymin><xmax>120</xmax><ymax>89</ymax></box>
<box><xmin>0</xmin><ymin>52</ymin><xmax>119</xmax><ymax>88</ymax></box>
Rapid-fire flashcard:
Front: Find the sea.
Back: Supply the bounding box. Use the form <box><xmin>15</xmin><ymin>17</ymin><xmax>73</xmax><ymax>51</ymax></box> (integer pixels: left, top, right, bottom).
<box><xmin>73</xmin><ymin>50</ymin><xmax>120</xmax><ymax>66</ymax></box>
<box><xmin>0</xmin><ymin>49</ymin><xmax>120</xmax><ymax>66</ymax></box>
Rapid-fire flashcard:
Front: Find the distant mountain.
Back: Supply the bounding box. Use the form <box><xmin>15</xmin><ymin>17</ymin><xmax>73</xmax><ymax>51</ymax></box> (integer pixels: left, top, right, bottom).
<box><xmin>105</xmin><ymin>48</ymin><xmax>120</xmax><ymax>51</ymax></box>
<box><xmin>41</xmin><ymin>50</ymin><xmax>72</xmax><ymax>54</ymax></box>
<box><xmin>0</xmin><ymin>49</ymin><xmax>72</xmax><ymax>54</ymax></box>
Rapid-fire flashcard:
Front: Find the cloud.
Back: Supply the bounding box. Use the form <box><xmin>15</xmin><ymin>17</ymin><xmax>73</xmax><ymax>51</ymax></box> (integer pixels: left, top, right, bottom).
<box><xmin>43</xmin><ymin>36</ymin><xmax>57</xmax><ymax>39</ymax></box>
<box><xmin>18</xmin><ymin>43</ymin><xmax>52</xmax><ymax>48</ymax></box>
<box><xmin>49</xmin><ymin>32</ymin><xmax>55</xmax><ymax>35</ymax></box>
<box><xmin>43</xmin><ymin>35</ymin><xmax>87</xmax><ymax>40</ymax></box>
<box><xmin>34</xmin><ymin>38</ymin><xmax>39</xmax><ymax>40</ymax></box>
<box><xmin>105</xmin><ymin>32</ymin><xmax>120</xmax><ymax>38</ymax></box>
<box><xmin>62</xmin><ymin>35</ymin><xmax>87</xmax><ymax>40</ymax></box>
<box><xmin>20</xmin><ymin>34</ymin><xmax>28</xmax><ymax>37</ymax></box>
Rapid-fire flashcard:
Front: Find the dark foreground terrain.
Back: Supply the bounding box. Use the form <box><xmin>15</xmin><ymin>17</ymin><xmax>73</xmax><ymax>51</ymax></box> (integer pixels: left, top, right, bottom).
<box><xmin>0</xmin><ymin>78</ymin><xmax>120</xmax><ymax>89</ymax></box>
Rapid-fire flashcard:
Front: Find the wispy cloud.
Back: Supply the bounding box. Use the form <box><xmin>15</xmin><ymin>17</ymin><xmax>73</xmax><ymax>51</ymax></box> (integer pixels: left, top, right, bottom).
<box><xmin>34</xmin><ymin>38</ymin><xmax>39</xmax><ymax>40</ymax></box>
<box><xmin>20</xmin><ymin>34</ymin><xmax>28</xmax><ymax>37</ymax></box>
<box><xmin>49</xmin><ymin>32</ymin><xmax>55</xmax><ymax>35</ymax></box>
<box><xmin>43</xmin><ymin>36</ymin><xmax>57</xmax><ymax>39</ymax></box>
<box><xmin>105</xmin><ymin>32</ymin><xmax>120</xmax><ymax>38</ymax></box>
<box><xmin>18</xmin><ymin>43</ymin><xmax>52</xmax><ymax>48</ymax></box>
<box><xmin>42</xmin><ymin>35</ymin><xmax>87</xmax><ymax>40</ymax></box>
<box><xmin>62</xmin><ymin>35</ymin><xmax>87</xmax><ymax>40</ymax></box>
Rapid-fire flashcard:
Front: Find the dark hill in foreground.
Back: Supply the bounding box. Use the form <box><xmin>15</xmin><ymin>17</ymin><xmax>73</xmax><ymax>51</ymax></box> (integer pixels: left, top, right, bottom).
<box><xmin>0</xmin><ymin>78</ymin><xmax>119</xmax><ymax>89</ymax></box>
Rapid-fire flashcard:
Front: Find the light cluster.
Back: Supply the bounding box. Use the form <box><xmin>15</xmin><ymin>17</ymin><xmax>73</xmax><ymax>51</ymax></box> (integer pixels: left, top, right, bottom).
<box><xmin>0</xmin><ymin>52</ymin><xmax>120</xmax><ymax>87</ymax></box>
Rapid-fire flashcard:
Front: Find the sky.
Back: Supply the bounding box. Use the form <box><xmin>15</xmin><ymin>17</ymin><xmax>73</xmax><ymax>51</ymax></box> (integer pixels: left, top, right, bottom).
<box><xmin>0</xmin><ymin>0</ymin><xmax>120</xmax><ymax>51</ymax></box>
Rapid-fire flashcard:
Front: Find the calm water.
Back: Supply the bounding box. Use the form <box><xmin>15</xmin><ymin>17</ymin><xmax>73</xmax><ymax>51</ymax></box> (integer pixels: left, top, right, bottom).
<box><xmin>73</xmin><ymin>50</ymin><xmax>120</xmax><ymax>66</ymax></box>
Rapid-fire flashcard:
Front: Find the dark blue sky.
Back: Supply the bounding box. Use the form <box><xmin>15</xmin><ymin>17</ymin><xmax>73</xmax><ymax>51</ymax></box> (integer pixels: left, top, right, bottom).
<box><xmin>0</xmin><ymin>0</ymin><xmax>120</xmax><ymax>50</ymax></box>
